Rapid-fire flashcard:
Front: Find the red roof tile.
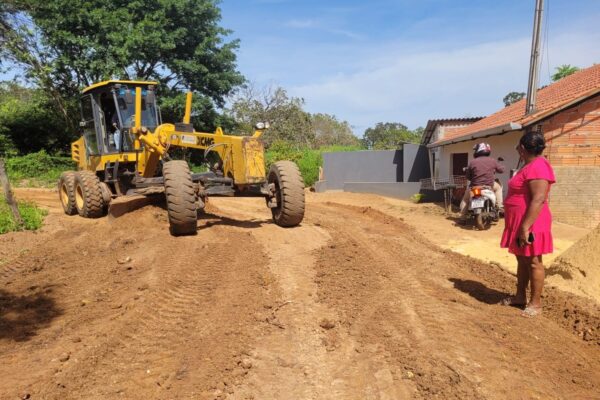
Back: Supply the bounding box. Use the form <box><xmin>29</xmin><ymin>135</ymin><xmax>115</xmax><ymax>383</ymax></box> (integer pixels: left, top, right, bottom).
<box><xmin>432</xmin><ymin>63</ymin><xmax>600</xmax><ymax>145</ymax></box>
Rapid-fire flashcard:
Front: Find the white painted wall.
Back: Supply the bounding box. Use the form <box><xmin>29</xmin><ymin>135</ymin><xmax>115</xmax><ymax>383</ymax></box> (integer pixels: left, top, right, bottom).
<box><xmin>436</xmin><ymin>130</ymin><xmax>523</xmax><ymax>194</ymax></box>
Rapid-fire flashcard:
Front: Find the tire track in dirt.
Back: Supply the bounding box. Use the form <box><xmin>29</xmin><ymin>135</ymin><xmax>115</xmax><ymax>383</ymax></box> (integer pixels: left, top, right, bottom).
<box><xmin>313</xmin><ymin>204</ymin><xmax>484</xmax><ymax>399</ymax></box>
<box><xmin>211</xmin><ymin>198</ymin><xmax>415</xmax><ymax>399</ymax></box>
<box><xmin>0</xmin><ymin>203</ymin><xmax>277</xmax><ymax>400</ymax></box>
<box><xmin>3</xmin><ymin>190</ymin><xmax>600</xmax><ymax>399</ymax></box>
<box><xmin>312</xmin><ymin>202</ymin><xmax>600</xmax><ymax>400</ymax></box>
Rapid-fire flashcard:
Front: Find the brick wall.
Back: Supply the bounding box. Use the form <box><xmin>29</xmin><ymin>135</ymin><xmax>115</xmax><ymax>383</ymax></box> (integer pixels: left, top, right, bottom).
<box><xmin>543</xmin><ymin>94</ymin><xmax>600</xmax><ymax>167</ymax></box>
<box><xmin>550</xmin><ymin>167</ymin><xmax>600</xmax><ymax>228</ymax></box>
<box><xmin>541</xmin><ymin>94</ymin><xmax>600</xmax><ymax>228</ymax></box>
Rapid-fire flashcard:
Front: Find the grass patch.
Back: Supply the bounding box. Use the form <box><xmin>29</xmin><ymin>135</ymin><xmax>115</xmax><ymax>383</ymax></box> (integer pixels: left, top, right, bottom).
<box><xmin>189</xmin><ymin>163</ymin><xmax>209</xmax><ymax>173</ymax></box>
<box><xmin>5</xmin><ymin>150</ymin><xmax>74</xmax><ymax>188</ymax></box>
<box><xmin>0</xmin><ymin>199</ymin><xmax>47</xmax><ymax>234</ymax></box>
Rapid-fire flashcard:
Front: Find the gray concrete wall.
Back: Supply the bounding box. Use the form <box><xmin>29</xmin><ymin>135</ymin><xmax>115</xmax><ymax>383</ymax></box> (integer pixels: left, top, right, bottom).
<box><xmin>322</xmin><ymin>150</ymin><xmax>402</xmax><ymax>190</ymax></box>
<box><xmin>321</xmin><ymin>147</ymin><xmax>430</xmax><ymax>190</ymax></box>
<box><xmin>317</xmin><ymin>147</ymin><xmax>432</xmax><ymax>200</ymax></box>
<box><xmin>403</xmin><ymin>144</ymin><xmax>430</xmax><ymax>182</ymax></box>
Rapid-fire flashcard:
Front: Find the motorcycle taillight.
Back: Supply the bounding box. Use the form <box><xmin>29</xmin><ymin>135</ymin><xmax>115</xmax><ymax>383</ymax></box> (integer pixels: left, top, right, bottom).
<box><xmin>471</xmin><ymin>187</ymin><xmax>482</xmax><ymax>196</ymax></box>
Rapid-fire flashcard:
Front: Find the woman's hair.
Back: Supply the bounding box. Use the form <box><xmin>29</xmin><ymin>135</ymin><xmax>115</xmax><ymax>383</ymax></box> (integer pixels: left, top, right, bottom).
<box><xmin>519</xmin><ymin>130</ymin><xmax>546</xmax><ymax>155</ymax></box>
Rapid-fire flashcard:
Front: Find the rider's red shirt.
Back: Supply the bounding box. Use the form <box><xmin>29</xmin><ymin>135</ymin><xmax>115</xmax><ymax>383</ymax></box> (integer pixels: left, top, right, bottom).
<box><xmin>466</xmin><ymin>156</ymin><xmax>505</xmax><ymax>187</ymax></box>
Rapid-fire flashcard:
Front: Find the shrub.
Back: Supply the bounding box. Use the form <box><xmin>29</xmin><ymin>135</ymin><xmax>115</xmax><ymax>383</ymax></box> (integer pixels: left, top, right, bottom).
<box><xmin>410</xmin><ymin>193</ymin><xmax>425</xmax><ymax>203</ymax></box>
<box><xmin>5</xmin><ymin>150</ymin><xmax>75</xmax><ymax>187</ymax></box>
<box><xmin>296</xmin><ymin>148</ymin><xmax>322</xmax><ymax>187</ymax></box>
<box><xmin>0</xmin><ymin>200</ymin><xmax>48</xmax><ymax>234</ymax></box>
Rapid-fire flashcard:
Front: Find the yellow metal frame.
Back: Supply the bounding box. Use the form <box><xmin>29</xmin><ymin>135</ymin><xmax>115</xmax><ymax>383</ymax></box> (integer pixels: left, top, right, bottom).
<box><xmin>82</xmin><ymin>80</ymin><xmax>158</xmax><ymax>94</ymax></box>
<box><xmin>74</xmin><ymin>81</ymin><xmax>268</xmax><ymax>187</ymax></box>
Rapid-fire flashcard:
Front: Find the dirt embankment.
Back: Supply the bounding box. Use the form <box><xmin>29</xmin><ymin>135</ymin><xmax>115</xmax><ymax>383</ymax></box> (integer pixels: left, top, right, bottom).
<box><xmin>312</xmin><ymin>202</ymin><xmax>600</xmax><ymax>399</ymax></box>
<box><xmin>547</xmin><ymin>223</ymin><xmax>600</xmax><ymax>301</ymax></box>
<box><xmin>1</xmin><ymin>189</ymin><xmax>600</xmax><ymax>399</ymax></box>
<box><xmin>1</xmin><ymin>193</ymin><xmax>280</xmax><ymax>399</ymax></box>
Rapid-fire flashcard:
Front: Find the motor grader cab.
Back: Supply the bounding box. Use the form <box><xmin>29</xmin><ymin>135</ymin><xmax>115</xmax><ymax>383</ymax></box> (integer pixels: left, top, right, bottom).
<box><xmin>58</xmin><ymin>80</ymin><xmax>305</xmax><ymax>235</ymax></box>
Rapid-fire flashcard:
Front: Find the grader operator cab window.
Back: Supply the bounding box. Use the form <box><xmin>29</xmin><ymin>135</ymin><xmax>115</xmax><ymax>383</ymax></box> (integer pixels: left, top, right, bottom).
<box><xmin>80</xmin><ymin>94</ymin><xmax>100</xmax><ymax>155</ymax></box>
<box><xmin>114</xmin><ymin>86</ymin><xmax>159</xmax><ymax>130</ymax></box>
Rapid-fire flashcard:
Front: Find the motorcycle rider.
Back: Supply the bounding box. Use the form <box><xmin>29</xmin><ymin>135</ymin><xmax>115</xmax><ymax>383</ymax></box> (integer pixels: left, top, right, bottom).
<box><xmin>459</xmin><ymin>142</ymin><xmax>505</xmax><ymax>223</ymax></box>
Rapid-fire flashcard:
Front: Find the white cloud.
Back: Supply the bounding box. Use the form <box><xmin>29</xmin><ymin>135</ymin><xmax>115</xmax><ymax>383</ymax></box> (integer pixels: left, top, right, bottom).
<box><xmin>288</xmin><ymin>31</ymin><xmax>600</xmax><ymax>133</ymax></box>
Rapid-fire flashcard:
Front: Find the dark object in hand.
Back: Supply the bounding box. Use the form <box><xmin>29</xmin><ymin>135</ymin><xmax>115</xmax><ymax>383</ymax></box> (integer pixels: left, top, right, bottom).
<box><xmin>517</xmin><ymin>232</ymin><xmax>535</xmax><ymax>247</ymax></box>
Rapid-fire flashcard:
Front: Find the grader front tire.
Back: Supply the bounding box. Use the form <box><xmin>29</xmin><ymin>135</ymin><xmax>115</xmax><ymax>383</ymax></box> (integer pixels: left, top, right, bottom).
<box><xmin>58</xmin><ymin>171</ymin><xmax>77</xmax><ymax>215</ymax></box>
<box><xmin>163</xmin><ymin>160</ymin><xmax>197</xmax><ymax>236</ymax></box>
<box><xmin>268</xmin><ymin>161</ymin><xmax>305</xmax><ymax>227</ymax></box>
<box><xmin>74</xmin><ymin>171</ymin><xmax>106</xmax><ymax>218</ymax></box>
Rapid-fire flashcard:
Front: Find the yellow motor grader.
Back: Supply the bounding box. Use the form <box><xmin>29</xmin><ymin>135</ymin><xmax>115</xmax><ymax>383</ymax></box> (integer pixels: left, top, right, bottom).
<box><xmin>58</xmin><ymin>80</ymin><xmax>305</xmax><ymax>235</ymax></box>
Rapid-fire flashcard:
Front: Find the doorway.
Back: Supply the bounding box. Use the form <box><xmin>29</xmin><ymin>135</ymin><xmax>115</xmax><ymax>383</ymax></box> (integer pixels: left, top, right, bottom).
<box><xmin>452</xmin><ymin>153</ymin><xmax>468</xmax><ymax>176</ymax></box>
<box><xmin>451</xmin><ymin>152</ymin><xmax>469</xmax><ymax>205</ymax></box>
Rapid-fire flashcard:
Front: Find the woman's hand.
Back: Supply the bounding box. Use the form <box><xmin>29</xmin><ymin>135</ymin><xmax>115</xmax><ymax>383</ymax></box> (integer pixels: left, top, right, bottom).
<box><xmin>517</xmin><ymin>226</ymin><xmax>531</xmax><ymax>247</ymax></box>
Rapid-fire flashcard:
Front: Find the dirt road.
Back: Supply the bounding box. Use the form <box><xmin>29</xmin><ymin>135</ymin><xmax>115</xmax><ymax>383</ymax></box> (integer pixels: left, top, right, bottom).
<box><xmin>1</xmin><ymin>189</ymin><xmax>599</xmax><ymax>399</ymax></box>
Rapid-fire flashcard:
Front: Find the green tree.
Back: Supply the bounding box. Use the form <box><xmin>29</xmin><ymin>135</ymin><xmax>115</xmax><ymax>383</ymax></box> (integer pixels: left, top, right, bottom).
<box><xmin>1</xmin><ymin>0</ymin><xmax>244</xmax><ymax>136</ymax></box>
<box><xmin>503</xmin><ymin>91</ymin><xmax>525</xmax><ymax>107</ymax></box>
<box><xmin>227</xmin><ymin>84</ymin><xmax>313</xmax><ymax>147</ymax></box>
<box><xmin>551</xmin><ymin>64</ymin><xmax>580</xmax><ymax>81</ymax></box>
<box><xmin>0</xmin><ymin>81</ymin><xmax>72</xmax><ymax>155</ymax></box>
<box><xmin>362</xmin><ymin>122</ymin><xmax>422</xmax><ymax>150</ymax></box>
<box><xmin>311</xmin><ymin>113</ymin><xmax>359</xmax><ymax>148</ymax></box>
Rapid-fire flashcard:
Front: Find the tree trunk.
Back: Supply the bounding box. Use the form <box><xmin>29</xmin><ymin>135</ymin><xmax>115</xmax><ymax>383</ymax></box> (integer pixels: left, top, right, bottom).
<box><xmin>0</xmin><ymin>159</ymin><xmax>23</xmax><ymax>228</ymax></box>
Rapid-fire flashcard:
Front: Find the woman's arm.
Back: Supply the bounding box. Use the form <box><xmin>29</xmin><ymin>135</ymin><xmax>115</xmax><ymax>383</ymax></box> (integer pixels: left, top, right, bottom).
<box><xmin>518</xmin><ymin>179</ymin><xmax>549</xmax><ymax>245</ymax></box>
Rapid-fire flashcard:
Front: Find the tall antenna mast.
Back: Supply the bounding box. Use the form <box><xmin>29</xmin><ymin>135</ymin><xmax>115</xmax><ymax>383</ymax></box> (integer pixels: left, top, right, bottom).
<box><xmin>525</xmin><ymin>0</ymin><xmax>544</xmax><ymax>115</ymax></box>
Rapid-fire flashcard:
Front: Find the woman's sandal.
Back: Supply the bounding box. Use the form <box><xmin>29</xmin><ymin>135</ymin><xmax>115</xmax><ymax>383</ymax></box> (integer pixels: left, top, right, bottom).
<box><xmin>500</xmin><ymin>297</ymin><xmax>526</xmax><ymax>307</ymax></box>
<box><xmin>521</xmin><ymin>305</ymin><xmax>542</xmax><ymax>318</ymax></box>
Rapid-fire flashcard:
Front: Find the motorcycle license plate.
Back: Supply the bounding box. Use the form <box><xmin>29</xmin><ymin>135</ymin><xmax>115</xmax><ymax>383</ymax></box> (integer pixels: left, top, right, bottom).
<box><xmin>471</xmin><ymin>198</ymin><xmax>485</xmax><ymax>208</ymax></box>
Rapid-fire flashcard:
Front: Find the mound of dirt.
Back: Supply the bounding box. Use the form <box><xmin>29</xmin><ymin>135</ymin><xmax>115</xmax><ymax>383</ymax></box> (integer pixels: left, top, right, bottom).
<box><xmin>547</xmin><ymin>223</ymin><xmax>600</xmax><ymax>303</ymax></box>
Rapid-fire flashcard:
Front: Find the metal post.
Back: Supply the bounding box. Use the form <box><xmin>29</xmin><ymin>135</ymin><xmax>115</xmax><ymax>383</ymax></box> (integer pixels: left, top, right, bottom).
<box><xmin>0</xmin><ymin>159</ymin><xmax>23</xmax><ymax>227</ymax></box>
<box><xmin>134</xmin><ymin>86</ymin><xmax>142</xmax><ymax>129</ymax></box>
<box><xmin>183</xmin><ymin>92</ymin><xmax>193</xmax><ymax>124</ymax></box>
<box><xmin>525</xmin><ymin>0</ymin><xmax>544</xmax><ymax>115</ymax></box>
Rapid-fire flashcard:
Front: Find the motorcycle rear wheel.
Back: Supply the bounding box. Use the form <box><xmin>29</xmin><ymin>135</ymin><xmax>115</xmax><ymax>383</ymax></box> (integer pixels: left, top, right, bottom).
<box><xmin>475</xmin><ymin>213</ymin><xmax>491</xmax><ymax>231</ymax></box>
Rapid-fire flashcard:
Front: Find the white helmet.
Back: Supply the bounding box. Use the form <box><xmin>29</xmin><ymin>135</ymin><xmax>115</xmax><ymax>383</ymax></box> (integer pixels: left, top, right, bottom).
<box><xmin>473</xmin><ymin>142</ymin><xmax>491</xmax><ymax>156</ymax></box>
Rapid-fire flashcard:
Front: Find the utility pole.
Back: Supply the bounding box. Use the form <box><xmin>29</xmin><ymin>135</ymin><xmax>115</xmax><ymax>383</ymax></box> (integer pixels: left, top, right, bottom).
<box><xmin>525</xmin><ymin>0</ymin><xmax>544</xmax><ymax>115</ymax></box>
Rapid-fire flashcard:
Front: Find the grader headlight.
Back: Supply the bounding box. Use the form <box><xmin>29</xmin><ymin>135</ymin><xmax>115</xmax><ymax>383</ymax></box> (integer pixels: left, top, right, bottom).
<box><xmin>254</xmin><ymin>122</ymin><xmax>270</xmax><ymax>130</ymax></box>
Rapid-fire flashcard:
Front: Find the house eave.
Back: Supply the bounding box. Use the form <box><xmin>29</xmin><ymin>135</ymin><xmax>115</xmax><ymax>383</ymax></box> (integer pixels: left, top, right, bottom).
<box><xmin>427</xmin><ymin>122</ymin><xmax>522</xmax><ymax>149</ymax></box>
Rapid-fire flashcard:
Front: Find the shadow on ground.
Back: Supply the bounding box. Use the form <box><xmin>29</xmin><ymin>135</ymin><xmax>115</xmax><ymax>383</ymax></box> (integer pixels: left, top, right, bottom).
<box><xmin>445</xmin><ymin>215</ymin><xmax>500</xmax><ymax>231</ymax></box>
<box><xmin>199</xmin><ymin>211</ymin><xmax>270</xmax><ymax>229</ymax></box>
<box><xmin>0</xmin><ymin>288</ymin><xmax>62</xmax><ymax>342</ymax></box>
<box><xmin>449</xmin><ymin>278</ymin><xmax>508</xmax><ymax>305</ymax></box>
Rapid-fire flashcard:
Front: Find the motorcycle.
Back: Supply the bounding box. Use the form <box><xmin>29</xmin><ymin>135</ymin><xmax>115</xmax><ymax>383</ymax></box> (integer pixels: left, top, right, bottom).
<box><xmin>467</xmin><ymin>183</ymin><xmax>500</xmax><ymax>230</ymax></box>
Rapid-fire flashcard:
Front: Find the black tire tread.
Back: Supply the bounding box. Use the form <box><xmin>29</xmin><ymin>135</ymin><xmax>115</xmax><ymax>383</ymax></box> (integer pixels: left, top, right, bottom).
<box><xmin>58</xmin><ymin>171</ymin><xmax>77</xmax><ymax>215</ymax></box>
<box><xmin>163</xmin><ymin>160</ymin><xmax>197</xmax><ymax>235</ymax></box>
<box><xmin>75</xmin><ymin>170</ymin><xmax>105</xmax><ymax>218</ymax></box>
<box><xmin>269</xmin><ymin>161</ymin><xmax>305</xmax><ymax>227</ymax></box>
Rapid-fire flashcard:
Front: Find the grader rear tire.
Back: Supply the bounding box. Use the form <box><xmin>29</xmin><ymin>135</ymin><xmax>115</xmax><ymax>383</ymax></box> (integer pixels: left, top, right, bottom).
<box><xmin>74</xmin><ymin>171</ymin><xmax>106</xmax><ymax>218</ymax></box>
<box><xmin>58</xmin><ymin>171</ymin><xmax>77</xmax><ymax>215</ymax></box>
<box><xmin>163</xmin><ymin>160</ymin><xmax>197</xmax><ymax>236</ymax></box>
<box><xmin>268</xmin><ymin>161</ymin><xmax>305</xmax><ymax>227</ymax></box>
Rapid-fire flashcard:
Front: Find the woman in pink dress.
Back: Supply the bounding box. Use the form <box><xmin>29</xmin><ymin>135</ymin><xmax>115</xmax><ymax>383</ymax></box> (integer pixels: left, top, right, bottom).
<box><xmin>500</xmin><ymin>131</ymin><xmax>555</xmax><ymax>317</ymax></box>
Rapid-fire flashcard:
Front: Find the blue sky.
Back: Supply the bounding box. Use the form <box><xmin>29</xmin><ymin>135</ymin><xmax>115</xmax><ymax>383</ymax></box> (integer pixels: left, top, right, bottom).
<box><xmin>220</xmin><ymin>0</ymin><xmax>600</xmax><ymax>132</ymax></box>
<box><xmin>2</xmin><ymin>1</ymin><xmax>598</xmax><ymax>134</ymax></box>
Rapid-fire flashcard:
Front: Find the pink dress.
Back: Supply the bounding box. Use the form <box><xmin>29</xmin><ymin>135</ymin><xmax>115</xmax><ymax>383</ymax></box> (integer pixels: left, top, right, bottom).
<box><xmin>500</xmin><ymin>157</ymin><xmax>556</xmax><ymax>256</ymax></box>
